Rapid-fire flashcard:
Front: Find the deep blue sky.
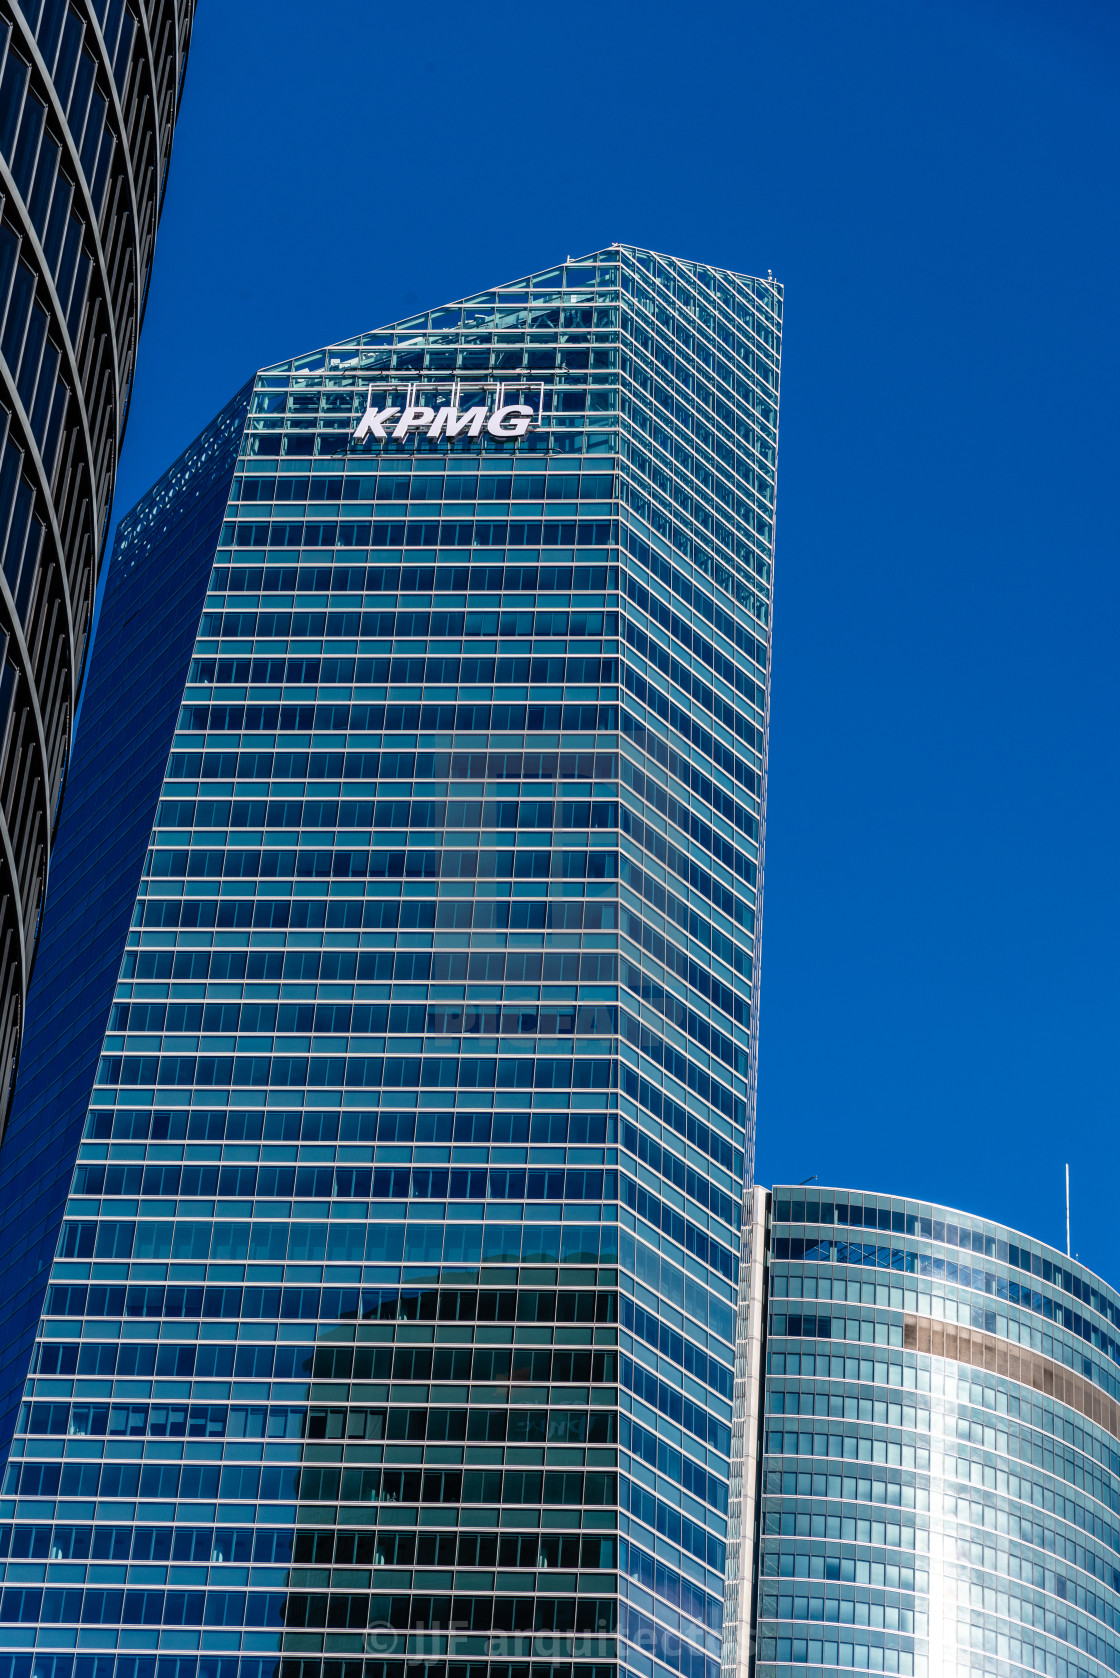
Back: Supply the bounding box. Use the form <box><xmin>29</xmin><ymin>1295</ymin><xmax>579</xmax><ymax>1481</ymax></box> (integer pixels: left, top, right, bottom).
<box><xmin>115</xmin><ymin>2</ymin><xmax>1120</xmax><ymax>1273</ymax></box>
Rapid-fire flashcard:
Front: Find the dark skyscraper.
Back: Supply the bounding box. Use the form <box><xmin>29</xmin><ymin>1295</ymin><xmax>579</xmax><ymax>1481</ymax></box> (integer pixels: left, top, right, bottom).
<box><xmin>0</xmin><ymin>247</ymin><xmax>781</xmax><ymax>1678</ymax></box>
<box><xmin>0</xmin><ymin>380</ymin><xmax>251</xmax><ymax>1463</ymax></box>
<box><xmin>0</xmin><ymin>0</ymin><xmax>196</xmax><ymax>1117</ymax></box>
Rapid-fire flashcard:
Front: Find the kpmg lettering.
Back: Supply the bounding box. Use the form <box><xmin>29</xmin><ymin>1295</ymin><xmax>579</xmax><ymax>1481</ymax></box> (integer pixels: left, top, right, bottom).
<box><xmin>351</xmin><ymin>382</ymin><xmax>543</xmax><ymax>446</ymax></box>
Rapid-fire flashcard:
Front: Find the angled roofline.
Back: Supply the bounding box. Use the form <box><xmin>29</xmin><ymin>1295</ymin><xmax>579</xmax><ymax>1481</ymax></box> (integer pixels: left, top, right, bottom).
<box><xmin>257</xmin><ymin>243</ymin><xmax>783</xmax><ymax>379</ymax></box>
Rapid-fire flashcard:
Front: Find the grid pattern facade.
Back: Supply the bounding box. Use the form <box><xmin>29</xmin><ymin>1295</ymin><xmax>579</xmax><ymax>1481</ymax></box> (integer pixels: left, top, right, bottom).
<box><xmin>0</xmin><ymin>379</ymin><xmax>251</xmax><ymax>1462</ymax></box>
<box><xmin>739</xmin><ymin>1187</ymin><xmax>1120</xmax><ymax>1678</ymax></box>
<box><xmin>0</xmin><ymin>247</ymin><xmax>782</xmax><ymax>1678</ymax></box>
<box><xmin>0</xmin><ymin>0</ymin><xmax>195</xmax><ymax>1126</ymax></box>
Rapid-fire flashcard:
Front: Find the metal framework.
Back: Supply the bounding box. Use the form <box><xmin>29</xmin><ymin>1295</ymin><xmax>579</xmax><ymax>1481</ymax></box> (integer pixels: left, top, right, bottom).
<box><xmin>0</xmin><ymin>0</ymin><xmax>196</xmax><ymax>1126</ymax></box>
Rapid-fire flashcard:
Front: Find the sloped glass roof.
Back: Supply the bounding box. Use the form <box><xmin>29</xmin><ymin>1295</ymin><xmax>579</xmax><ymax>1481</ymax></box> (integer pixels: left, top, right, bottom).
<box><xmin>261</xmin><ymin>242</ymin><xmax>782</xmax><ymax>377</ymax></box>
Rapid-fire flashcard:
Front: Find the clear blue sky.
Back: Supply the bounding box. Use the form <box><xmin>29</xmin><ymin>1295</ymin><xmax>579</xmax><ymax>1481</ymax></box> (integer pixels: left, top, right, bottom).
<box><xmin>115</xmin><ymin>1</ymin><xmax>1120</xmax><ymax>1274</ymax></box>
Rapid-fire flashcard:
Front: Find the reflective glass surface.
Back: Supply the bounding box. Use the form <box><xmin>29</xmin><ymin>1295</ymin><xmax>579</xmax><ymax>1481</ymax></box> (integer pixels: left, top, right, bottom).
<box><xmin>0</xmin><ymin>383</ymin><xmax>251</xmax><ymax>1457</ymax></box>
<box><xmin>745</xmin><ymin>1187</ymin><xmax>1120</xmax><ymax>1678</ymax></box>
<box><xmin>0</xmin><ymin>0</ymin><xmax>196</xmax><ymax>1122</ymax></box>
<box><xmin>0</xmin><ymin>246</ymin><xmax>782</xmax><ymax>1678</ymax></box>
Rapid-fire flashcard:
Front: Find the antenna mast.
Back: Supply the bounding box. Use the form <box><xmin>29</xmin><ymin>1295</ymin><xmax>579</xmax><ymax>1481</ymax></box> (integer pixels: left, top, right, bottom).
<box><xmin>1065</xmin><ymin>1163</ymin><xmax>1071</xmax><ymax>1259</ymax></box>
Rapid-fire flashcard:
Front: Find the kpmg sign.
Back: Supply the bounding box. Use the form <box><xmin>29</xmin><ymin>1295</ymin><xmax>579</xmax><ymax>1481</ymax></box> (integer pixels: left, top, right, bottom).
<box><xmin>351</xmin><ymin>381</ymin><xmax>545</xmax><ymax>445</ymax></box>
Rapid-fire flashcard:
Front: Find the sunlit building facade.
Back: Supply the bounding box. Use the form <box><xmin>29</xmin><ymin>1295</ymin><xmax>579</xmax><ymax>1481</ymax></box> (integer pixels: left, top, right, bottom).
<box><xmin>728</xmin><ymin>1187</ymin><xmax>1120</xmax><ymax>1678</ymax></box>
<box><xmin>0</xmin><ymin>247</ymin><xmax>782</xmax><ymax>1678</ymax></box>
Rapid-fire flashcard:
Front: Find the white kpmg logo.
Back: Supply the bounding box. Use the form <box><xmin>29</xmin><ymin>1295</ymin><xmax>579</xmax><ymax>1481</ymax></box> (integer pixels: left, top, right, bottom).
<box><xmin>351</xmin><ymin>381</ymin><xmax>544</xmax><ymax>446</ymax></box>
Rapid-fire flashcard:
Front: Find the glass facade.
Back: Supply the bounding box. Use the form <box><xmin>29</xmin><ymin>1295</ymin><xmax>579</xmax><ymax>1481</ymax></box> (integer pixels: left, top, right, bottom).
<box><xmin>0</xmin><ymin>380</ymin><xmax>252</xmax><ymax>1461</ymax></box>
<box><xmin>0</xmin><ymin>0</ymin><xmax>196</xmax><ymax>1124</ymax></box>
<box><xmin>733</xmin><ymin>1186</ymin><xmax>1120</xmax><ymax>1678</ymax></box>
<box><xmin>0</xmin><ymin>246</ymin><xmax>781</xmax><ymax>1678</ymax></box>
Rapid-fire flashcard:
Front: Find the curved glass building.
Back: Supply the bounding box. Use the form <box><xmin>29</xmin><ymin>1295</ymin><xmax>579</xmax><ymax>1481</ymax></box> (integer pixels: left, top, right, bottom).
<box><xmin>0</xmin><ymin>247</ymin><xmax>781</xmax><ymax>1678</ymax></box>
<box><xmin>727</xmin><ymin>1186</ymin><xmax>1120</xmax><ymax>1678</ymax></box>
<box><xmin>0</xmin><ymin>0</ymin><xmax>196</xmax><ymax>1120</ymax></box>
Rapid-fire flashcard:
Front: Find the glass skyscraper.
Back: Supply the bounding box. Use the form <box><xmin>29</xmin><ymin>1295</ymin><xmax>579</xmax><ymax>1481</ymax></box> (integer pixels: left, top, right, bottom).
<box><xmin>729</xmin><ymin>1186</ymin><xmax>1120</xmax><ymax>1678</ymax></box>
<box><xmin>0</xmin><ymin>246</ymin><xmax>782</xmax><ymax>1678</ymax></box>
<box><xmin>0</xmin><ymin>380</ymin><xmax>253</xmax><ymax>1465</ymax></box>
<box><xmin>0</xmin><ymin>0</ymin><xmax>197</xmax><ymax>1122</ymax></box>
